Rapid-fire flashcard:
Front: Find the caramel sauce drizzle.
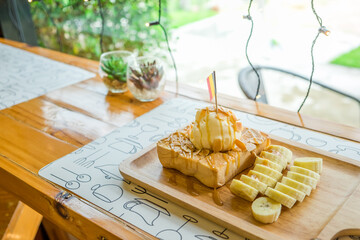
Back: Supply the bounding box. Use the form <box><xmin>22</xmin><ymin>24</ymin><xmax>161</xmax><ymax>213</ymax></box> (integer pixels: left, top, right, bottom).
<box><xmin>186</xmin><ymin>177</ymin><xmax>199</xmax><ymax>196</ymax></box>
<box><xmin>168</xmin><ymin>171</ymin><xmax>177</xmax><ymax>186</ymax></box>
<box><xmin>223</xmin><ymin>153</ymin><xmax>230</xmax><ymax>176</ymax></box>
<box><xmin>206</xmin><ymin>110</ymin><xmax>211</xmax><ymax>149</ymax></box>
<box><xmin>219</xmin><ymin>118</ymin><xmax>224</xmax><ymax>151</ymax></box>
<box><xmin>213</xmin><ymin>187</ymin><xmax>223</xmax><ymax>206</ymax></box>
<box><xmin>226</xmin><ymin>117</ymin><xmax>232</xmax><ymax>146</ymax></box>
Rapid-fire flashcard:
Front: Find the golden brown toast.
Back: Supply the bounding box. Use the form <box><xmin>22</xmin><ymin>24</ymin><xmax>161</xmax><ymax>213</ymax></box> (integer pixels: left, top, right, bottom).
<box><xmin>157</xmin><ymin>124</ymin><xmax>269</xmax><ymax>188</ymax></box>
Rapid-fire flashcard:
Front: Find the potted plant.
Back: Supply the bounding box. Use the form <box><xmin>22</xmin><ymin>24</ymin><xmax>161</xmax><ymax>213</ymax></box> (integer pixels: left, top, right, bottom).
<box><xmin>99</xmin><ymin>50</ymin><xmax>135</xmax><ymax>93</ymax></box>
<box><xmin>127</xmin><ymin>56</ymin><xmax>166</xmax><ymax>102</ymax></box>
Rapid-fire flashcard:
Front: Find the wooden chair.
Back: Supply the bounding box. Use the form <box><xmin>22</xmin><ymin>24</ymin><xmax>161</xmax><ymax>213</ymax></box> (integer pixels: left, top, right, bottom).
<box><xmin>2</xmin><ymin>201</ymin><xmax>42</xmax><ymax>240</ymax></box>
<box><xmin>238</xmin><ymin>65</ymin><xmax>360</xmax><ymax>105</ymax></box>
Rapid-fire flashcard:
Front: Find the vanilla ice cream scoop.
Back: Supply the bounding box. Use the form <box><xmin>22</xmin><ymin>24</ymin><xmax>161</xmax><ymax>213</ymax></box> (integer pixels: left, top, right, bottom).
<box><xmin>190</xmin><ymin>106</ymin><xmax>242</xmax><ymax>152</ymax></box>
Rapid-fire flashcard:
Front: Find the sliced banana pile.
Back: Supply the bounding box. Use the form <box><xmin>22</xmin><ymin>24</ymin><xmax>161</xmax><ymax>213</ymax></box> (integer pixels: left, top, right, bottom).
<box><xmin>229</xmin><ymin>145</ymin><xmax>323</xmax><ymax>224</ymax></box>
<box><xmin>265</xmin><ymin>157</ymin><xmax>322</xmax><ymax>209</ymax></box>
<box><xmin>230</xmin><ymin>145</ymin><xmax>290</xmax><ymax>202</ymax></box>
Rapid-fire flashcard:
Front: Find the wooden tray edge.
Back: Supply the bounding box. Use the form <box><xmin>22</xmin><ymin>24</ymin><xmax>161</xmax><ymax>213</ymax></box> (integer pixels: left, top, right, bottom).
<box><xmin>119</xmin><ymin>160</ymin><xmax>283</xmax><ymax>240</ymax></box>
<box><xmin>119</xmin><ymin>136</ymin><xmax>360</xmax><ymax>240</ymax></box>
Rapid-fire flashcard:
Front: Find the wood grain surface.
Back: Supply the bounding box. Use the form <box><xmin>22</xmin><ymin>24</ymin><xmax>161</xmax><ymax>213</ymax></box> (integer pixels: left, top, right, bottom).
<box><xmin>119</xmin><ymin>136</ymin><xmax>360</xmax><ymax>240</ymax></box>
<box><xmin>0</xmin><ymin>37</ymin><xmax>359</xmax><ymax>240</ymax></box>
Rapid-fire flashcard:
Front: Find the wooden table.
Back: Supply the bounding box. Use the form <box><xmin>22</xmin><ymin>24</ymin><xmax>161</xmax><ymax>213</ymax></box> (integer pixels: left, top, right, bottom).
<box><xmin>0</xmin><ymin>38</ymin><xmax>359</xmax><ymax>240</ymax></box>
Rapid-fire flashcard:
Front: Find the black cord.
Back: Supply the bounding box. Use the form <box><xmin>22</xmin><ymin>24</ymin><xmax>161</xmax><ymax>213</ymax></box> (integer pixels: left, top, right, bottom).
<box><xmin>153</xmin><ymin>0</ymin><xmax>179</xmax><ymax>95</ymax></box>
<box><xmin>297</xmin><ymin>0</ymin><xmax>323</xmax><ymax>112</ymax></box>
<box><xmin>244</xmin><ymin>0</ymin><xmax>261</xmax><ymax>101</ymax></box>
<box><xmin>39</xmin><ymin>0</ymin><xmax>63</xmax><ymax>51</ymax></box>
<box><xmin>159</xmin><ymin>23</ymin><xmax>178</xmax><ymax>94</ymax></box>
<box><xmin>98</xmin><ymin>0</ymin><xmax>105</xmax><ymax>53</ymax></box>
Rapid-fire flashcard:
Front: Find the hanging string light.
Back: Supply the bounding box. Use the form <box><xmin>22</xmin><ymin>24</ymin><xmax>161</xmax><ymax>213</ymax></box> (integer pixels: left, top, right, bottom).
<box><xmin>145</xmin><ymin>0</ymin><xmax>179</xmax><ymax>95</ymax></box>
<box><xmin>98</xmin><ymin>0</ymin><xmax>105</xmax><ymax>53</ymax></box>
<box><xmin>244</xmin><ymin>0</ymin><xmax>262</xmax><ymax>101</ymax></box>
<box><xmin>297</xmin><ymin>0</ymin><xmax>330</xmax><ymax>112</ymax></box>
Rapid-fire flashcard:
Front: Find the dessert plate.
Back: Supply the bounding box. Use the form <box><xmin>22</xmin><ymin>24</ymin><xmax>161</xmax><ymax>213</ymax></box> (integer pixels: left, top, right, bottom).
<box><xmin>119</xmin><ymin>135</ymin><xmax>360</xmax><ymax>240</ymax></box>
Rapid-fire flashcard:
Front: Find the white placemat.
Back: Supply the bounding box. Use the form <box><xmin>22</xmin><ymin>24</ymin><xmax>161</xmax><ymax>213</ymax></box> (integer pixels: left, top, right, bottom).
<box><xmin>39</xmin><ymin>98</ymin><xmax>360</xmax><ymax>240</ymax></box>
<box><xmin>0</xmin><ymin>43</ymin><xmax>95</xmax><ymax>110</ymax></box>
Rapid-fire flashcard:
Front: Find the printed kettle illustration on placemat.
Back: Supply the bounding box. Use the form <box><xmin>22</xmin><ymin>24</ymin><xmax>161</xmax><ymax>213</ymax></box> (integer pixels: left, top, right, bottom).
<box><xmin>123</xmin><ymin>198</ymin><xmax>170</xmax><ymax>226</ymax></box>
<box><xmin>91</xmin><ymin>184</ymin><xmax>123</xmax><ymax>203</ymax></box>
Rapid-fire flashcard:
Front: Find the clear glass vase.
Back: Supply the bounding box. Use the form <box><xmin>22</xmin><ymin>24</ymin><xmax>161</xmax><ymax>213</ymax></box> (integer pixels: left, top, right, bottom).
<box><xmin>127</xmin><ymin>56</ymin><xmax>166</xmax><ymax>102</ymax></box>
<box><xmin>99</xmin><ymin>50</ymin><xmax>135</xmax><ymax>93</ymax></box>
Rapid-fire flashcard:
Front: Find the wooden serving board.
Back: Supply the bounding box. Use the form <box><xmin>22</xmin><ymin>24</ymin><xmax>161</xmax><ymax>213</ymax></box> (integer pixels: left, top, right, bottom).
<box><xmin>119</xmin><ymin>135</ymin><xmax>360</xmax><ymax>240</ymax></box>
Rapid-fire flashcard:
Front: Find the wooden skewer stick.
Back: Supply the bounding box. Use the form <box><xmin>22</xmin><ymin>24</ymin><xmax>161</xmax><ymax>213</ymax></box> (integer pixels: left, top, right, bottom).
<box><xmin>213</xmin><ymin>71</ymin><xmax>218</xmax><ymax>113</ymax></box>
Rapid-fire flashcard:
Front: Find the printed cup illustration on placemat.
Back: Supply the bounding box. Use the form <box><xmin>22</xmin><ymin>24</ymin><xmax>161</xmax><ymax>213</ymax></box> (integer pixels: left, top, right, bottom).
<box><xmin>156</xmin><ymin>215</ymin><xmax>198</xmax><ymax>240</ymax></box>
<box><xmin>128</xmin><ymin>124</ymin><xmax>159</xmax><ymax>140</ymax></box>
<box><xmin>123</xmin><ymin>198</ymin><xmax>170</xmax><ymax>226</ymax></box>
<box><xmin>91</xmin><ymin>184</ymin><xmax>123</xmax><ymax>203</ymax></box>
<box><xmin>109</xmin><ymin>138</ymin><xmax>143</xmax><ymax>155</ymax></box>
<box><xmin>269</xmin><ymin>128</ymin><xmax>301</xmax><ymax>141</ymax></box>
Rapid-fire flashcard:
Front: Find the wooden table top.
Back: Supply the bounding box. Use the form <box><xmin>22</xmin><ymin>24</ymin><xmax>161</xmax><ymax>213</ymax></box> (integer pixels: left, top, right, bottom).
<box><xmin>0</xmin><ymin>38</ymin><xmax>359</xmax><ymax>240</ymax></box>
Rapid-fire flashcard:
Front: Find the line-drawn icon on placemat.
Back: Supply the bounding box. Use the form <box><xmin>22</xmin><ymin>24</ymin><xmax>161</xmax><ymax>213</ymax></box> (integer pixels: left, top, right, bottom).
<box><xmin>128</xmin><ymin>124</ymin><xmax>159</xmax><ymax>140</ymax></box>
<box><xmin>269</xmin><ymin>128</ymin><xmax>301</xmax><ymax>141</ymax></box>
<box><xmin>212</xmin><ymin>227</ymin><xmax>229</xmax><ymax>239</ymax></box>
<box><xmin>195</xmin><ymin>235</ymin><xmax>218</xmax><ymax>240</ymax></box>
<box><xmin>124</xmin><ymin>119</ymin><xmax>140</xmax><ymax>128</ymax></box>
<box><xmin>131</xmin><ymin>185</ymin><xmax>167</xmax><ymax>203</ymax></box>
<box><xmin>61</xmin><ymin>167</ymin><xmax>91</xmax><ymax>182</ymax></box>
<box><xmin>50</xmin><ymin>167</ymin><xmax>92</xmax><ymax>190</ymax></box>
<box><xmin>306</xmin><ymin>137</ymin><xmax>327</xmax><ymax>147</ymax></box>
<box><xmin>156</xmin><ymin>215</ymin><xmax>198</xmax><ymax>240</ymax></box>
<box><xmin>72</xmin><ymin>137</ymin><xmax>108</xmax><ymax>155</ymax></box>
<box><xmin>95</xmin><ymin>164</ymin><xmax>131</xmax><ymax>184</ymax></box>
<box><xmin>108</xmin><ymin>138</ymin><xmax>143</xmax><ymax>154</ymax></box>
<box><xmin>149</xmin><ymin>130</ymin><xmax>174</xmax><ymax>142</ymax></box>
<box><xmin>123</xmin><ymin>198</ymin><xmax>170</xmax><ymax>226</ymax></box>
<box><xmin>91</xmin><ymin>184</ymin><xmax>123</xmax><ymax>203</ymax></box>
<box><xmin>330</xmin><ymin>145</ymin><xmax>360</xmax><ymax>157</ymax></box>
<box><xmin>0</xmin><ymin>89</ymin><xmax>16</xmax><ymax>99</ymax></box>
<box><xmin>153</xmin><ymin>113</ymin><xmax>189</xmax><ymax>129</ymax></box>
<box><xmin>246</xmin><ymin>114</ymin><xmax>277</xmax><ymax>125</ymax></box>
<box><xmin>73</xmin><ymin>150</ymin><xmax>110</xmax><ymax>168</ymax></box>
<box><xmin>50</xmin><ymin>174</ymin><xmax>81</xmax><ymax>190</ymax></box>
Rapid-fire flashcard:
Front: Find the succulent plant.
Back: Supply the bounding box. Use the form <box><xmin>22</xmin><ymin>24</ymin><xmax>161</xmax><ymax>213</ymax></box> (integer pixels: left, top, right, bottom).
<box><xmin>128</xmin><ymin>60</ymin><xmax>164</xmax><ymax>90</ymax></box>
<box><xmin>101</xmin><ymin>56</ymin><xmax>128</xmax><ymax>82</ymax></box>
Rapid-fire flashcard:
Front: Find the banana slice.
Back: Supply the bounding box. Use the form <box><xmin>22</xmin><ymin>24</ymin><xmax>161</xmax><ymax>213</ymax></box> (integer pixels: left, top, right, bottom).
<box><xmin>275</xmin><ymin>182</ymin><xmax>306</xmax><ymax>202</ymax></box>
<box><xmin>230</xmin><ymin>179</ymin><xmax>258</xmax><ymax>202</ymax></box>
<box><xmin>287</xmin><ymin>172</ymin><xmax>317</xmax><ymax>189</ymax></box>
<box><xmin>260</xmin><ymin>151</ymin><xmax>287</xmax><ymax>169</ymax></box>
<box><xmin>281</xmin><ymin>177</ymin><xmax>312</xmax><ymax>196</ymax></box>
<box><xmin>290</xmin><ymin>166</ymin><xmax>320</xmax><ymax>180</ymax></box>
<box><xmin>265</xmin><ymin>145</ymin><xmax>293</xmax><ymax>164</ymax></box>
<box><xmin>251</xmin><ymin>197</ymin><xmax>282</xmax><ymax>224</ymax></box>
<box><xmin>255</xmin><ymin>157</ymin><xmax>283</xmax><ymax>172</ymax></box>
<box><xmin>294</xmin><ymin>157</ymin><xmax>323</xmax><ymax>174</ymax></box>
<box><xmin>265</xmin><ymin>187</ymin><xmax>296</xmax><ymax>208</ymax></box>
<box><xmin>240</xmin><ymin>174</ymin><xmax>267</xmax><ymax>194</ymax></box>
<box><xmin>248</xmin><ymin>170</ymin><xmax>277</xmax><ymax>188</ymax></box>
<box><xmin>254</xmin><ymin>164</ymin><xmax>283</xmax><ymax>181</ymax></box>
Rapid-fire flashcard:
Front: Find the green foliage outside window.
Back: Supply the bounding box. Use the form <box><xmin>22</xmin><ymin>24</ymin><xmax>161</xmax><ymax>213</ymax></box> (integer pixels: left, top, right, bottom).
<box><xmin>30</xmin><ymin>0</ymin><xmax>169</xmax><ymax>60</ymax></box>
